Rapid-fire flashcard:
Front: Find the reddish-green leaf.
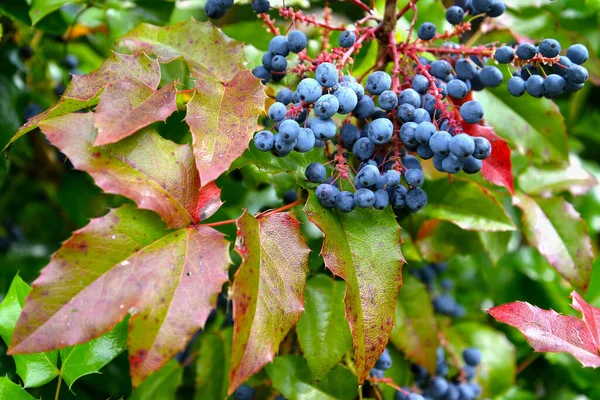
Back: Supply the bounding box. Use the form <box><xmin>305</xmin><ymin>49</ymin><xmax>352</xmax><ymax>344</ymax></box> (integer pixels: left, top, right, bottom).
<box><xmin>518</xmin><ymin>155</ymin><xmax>597</xmax><ymax>196</ymax></box>
<box><xmin>304</xmin><ymin>194</ymin><xmax>404</xmax><ymax>384</ymax></box>
<box><xmin>390</xmin><ymin>275</ymin><xmax>439</xmax><ymax>374</ymax></box>
<box><xmin>9</xmin><ymin>205</ymin><xmax>230</xmax><ymax>386</ymax></box>
<box><xmin>229</xmin><ymin>212</ymin><xmax>310</xmax><ymax>394</ymax></box>
<box><xmin>93</xmin><ymin>80</ymin><xmax>178</xmax><ymax>146</ymax></box>
<box><xmin>570</xmin><ymin>291</ymin><xmax>600</xmax><ymax>350</ymax></box>
<box><xmin>185</xmin><ymin>71</ymin><xmax>266</xmax><ymax>185</ymax></box>
<box><xmin>513</xmin><ymin>192</ymin><xmax>593</xmax><ymax>292</ymax></box>
<box><xmin>196</xmin><ymin>181</ymin><xmax>224</xmax><ymax>221</ymax></box>
<box><xmin>6</xmin><ymin>53</ymin><xmax>160</xmax><ymax>150</ymax></box>
<box><xmin>40</xmin><ymin>112</ymin><xmax>202</xmax><ymax>229</ymax></box>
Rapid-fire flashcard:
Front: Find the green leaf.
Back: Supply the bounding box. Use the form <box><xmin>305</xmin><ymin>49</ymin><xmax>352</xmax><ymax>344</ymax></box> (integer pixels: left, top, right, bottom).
<box><xmin>420</xmin><ymin>178</ymin><xmax>516</xmax><ymax>232</ymax></box>
<box><xmin>443</xmin><ymin>322</ymin><xmax>516</xmax><ymax>397</ymax></box>
<box><xmin>316</xmin><ymin>365</ymin><xmax>358</xmax><ymax>400</ymax></box>
<box><xmin>0</xmin><ymin>377</ymin><xmax>37</xmax><ymax>400</ymax></box>
<box><xmin>297</xmin><ymin>274</ymin><xmax>353</xmax><ymax>380</ymax></box>
<box><xmin>389</xmin><ymin>275</ymin><xmax>439</xmax><ymax>374</ymax></box>
<box><xmin>513</xmin><ymin>192</ymin><xmax>594</xmax><ymax>292</ymax></box>
<box><xmin>304</xmin><ymin>194</ymin><xmax>403</xmax><ymax>384</ymax></box>
<box><xmin>518</xmin><ymin>155</ymin><xmax>597</xmax><ymax>196</ymax></box>
<box><xmin>130</xmin><ymin>359</ymin><xmax>183</xmax><ymax>400</ymax></box>
<box><xmin>9</xmin><ymin>205</ymin><xmax>230</xmax><ymax>386</ymax></box>
<box><xmin>59</xmin><ymin>318</ymin><xmax>128</xmax><ymax>388</ymax></box>
<box><xmin>0</xmin><ymin>275</ymin><xmax>59</xmax><ymax>388</ymax></box>
<box><xmin>414</xmin><ymin>220</ymin><xmax>482</xmax><ymax>262</ymax></box>
<box><xmin>265</xmin><ymin>355</ymin><xmax>337</xmax><ymax>400</ymax></box>
<box><xmin>29</xmin><ymin>0</ymin><xmax>84</xmax><ymax>25</ymax></box>
<box><xmin>194</xmin><ymin>327</ymin><xmax>233</xmax><ymax>400</ymax></box>
<box><xmin>474</xmin><ymin>89</ymin><xmax>569</xmax><ymax>164</ymax></box>
<box><xmin>230</xmin><ymin>212</ymin><xmax>310</xmax><ymax>394</ymax></box>
<box><xmin>478</xmin><ymin>231</ymin><xmax>512</xmax><ymax>265</ymax></box>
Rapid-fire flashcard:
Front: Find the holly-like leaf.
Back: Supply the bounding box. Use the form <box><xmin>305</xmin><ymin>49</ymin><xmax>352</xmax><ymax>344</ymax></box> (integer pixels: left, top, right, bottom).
<box><xmin>130</xmin><ymin>360</ymin><xmax>183</xmax><ymax>400</ymax></box>
<box><xmin>513</xmin><ymin>192</ymin><xmax>593</xmax><ymax>292</ymax></box>
<box><xmin>420</xmin><ymin>178</ymin><xmax>516</xmax><ymax>232</ymax></box>
<box><xmin>40</xmin><ymin>112</ymin><xmax>202</xmax><ymax>229</ymax></box>
<box><xmin>297</xmin><ymin>274</ymin><xmax>353</xmax><ymax>380</ymax></box>
<box><xmin>474</xmin><ymin>89</ymin><xmax>569</xmax><ymax>164</ymax></box>
<box><xmin>0</xmin><ymin>377</ymin><xmax>37</xmax><ymax>400</ymax></box>
<box><xmin>518</xmin><ymin>155</ymin><xmax>597</xmax><ymax>196</ymax></box>
<box><xmin>462</xmin><ymin>122</ymin><xmax>514</xmax><ymax>194</ymax></box>
<box><xmin>8</xmin><ymin>205</ymin><xmax>230</xmax><ymax>386</ymax></box>
<box><xmin>194</xmin><ymin>327</ymin><xmax>232</xmax><ymax>400</ymax></box>
<box><xmin>489</xmin><ymin>294</ymin><xmax>600</xmax><ymax>368</ymax></box>
<box><xmin>229</xmin><ymin>212</ymin><xmax>310</xmax><ymax>394</ymax></box>
<box><xmin>93</xmin><ymin>80</ymin><xmax>178</xmax><ymax>146</ymax></box>
<box><xmin>304</xmin><ymin>194</ymin><xmax>404</xmax><ymax>384</ymax></box>
<box><xmin>389</xmin><ymin>275</ymin><xmax>439</xmax><ymax>374</ymax></box>
<box><xmin>0</xmin><ymin>275</ymin><xmax>59</xmax><ymax>388</ymax></box>
<box><xmin>5</xmin><ymin>53</ymin><xmax>160</xmax><ymax>150</ymax></box>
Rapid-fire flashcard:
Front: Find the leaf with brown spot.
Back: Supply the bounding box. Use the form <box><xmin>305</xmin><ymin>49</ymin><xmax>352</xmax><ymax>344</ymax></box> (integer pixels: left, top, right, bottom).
<box><xmin>8</xmin><ymin>205</ymin><xmax>230</xmax><ymax>386</ymax></box>
<box><xmin>93</xmin><ymin>80</ymin><xmax>178</xmax><ymax>146</ymax></box>
<box><xmin>229</xmin><ymin>212</ymin><xmax>310</xmax><ymax>394</ymax></box>
<box><xmin>304</xmin><ymin>194</ymin><xmax>404</xmax><ymax>384</ymax></box>
<box><xmin>40</xmin><ymin>112</ymin><xmax>202</xmax><ymax>229</ymax></box>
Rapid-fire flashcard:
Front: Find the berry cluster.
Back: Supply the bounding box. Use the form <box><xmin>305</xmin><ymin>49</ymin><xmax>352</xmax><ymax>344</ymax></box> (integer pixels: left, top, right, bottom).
<box><xmin>252</xmin><ymin>31</ymin><xmax>309</xmax><ymax>84</ymax></box>
<box><xmin>413</xmin><ymin>262</ymin><xmax>466</xmax><ymax>318</ymax></box>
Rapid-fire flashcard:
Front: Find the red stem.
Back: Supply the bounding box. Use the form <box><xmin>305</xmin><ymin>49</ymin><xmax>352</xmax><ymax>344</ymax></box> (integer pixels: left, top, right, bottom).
<box><xmin>259</xmin><ymin>13</ymin><xmax>280</xmax><ymax>36</ymax></box>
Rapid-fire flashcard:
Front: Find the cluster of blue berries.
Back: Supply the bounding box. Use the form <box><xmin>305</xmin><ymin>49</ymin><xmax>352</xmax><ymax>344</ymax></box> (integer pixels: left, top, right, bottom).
<box><xmin>252</xmin><ymin>31</ymin><xmax>308</xmax><ymax>84</ymax></box>
<box><xmin>413</xmin><ymin>262</ymin><xmax>466</xmax><ymax>318</ymax></box>
<box><xmin>205</xmin><ymin>0</ymin><xmax>271</xmax><ymax>19</ymax></box>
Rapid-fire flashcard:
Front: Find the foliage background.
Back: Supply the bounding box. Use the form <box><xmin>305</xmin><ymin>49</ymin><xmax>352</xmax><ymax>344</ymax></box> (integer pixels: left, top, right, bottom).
<box><xmin>0</xmin><ymin>0</ymin><xmax>600</xmax><ymax>399</ymax></box>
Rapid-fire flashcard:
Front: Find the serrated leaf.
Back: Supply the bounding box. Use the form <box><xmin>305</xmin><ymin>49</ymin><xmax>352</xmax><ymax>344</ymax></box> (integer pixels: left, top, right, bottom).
<box><xmin>389</xmin><ymin>275</ymin><xmax>439</xmax><ymax>374</ymax></box>
<box><xmin>297</xmin><ymin>275</ymin><xmax>353</xmax><ymax>380</ymax></box>
<box><xmin>185</xmin><ymin>70</ymin><xmax>266</xmax><ymax>185</ymax></box>
<box><xmin>265</xmin><ymin>355</ymin><xmax>338</xmax><ymax>400</ymax></box>
<box><xmin>571</xmin><ymin>291</ymin><xmax>600</xmax><ymax>349</ymax></box>
<box><xmin>518</xmin><ymin>155</ymin><xmax>597</xmax><ymax>196</ymax></box>
<box><xmin>194</xmin><ymin>327</ymin><xmax>232</xmax><ymax>400</ymax></box>
<box><xmin>513</xmin><ymin>192</ymin><xmax>593</xmax><ymax>291</ymax></box>
<box><xmin>40</xmin><ymin>112</ymin><xmax>203</xmax><ymax>229</ymax></box>
<box><xmin>130</xmin><ymin>360</ymin><xmax>183</xmax><ymax>400</ymax></box>
<box><xmin>304</xmin><ymin>194</ymin><xmax>403</xmax><ymax>384</ymax></box>
<box><xmin>59</xmin><ymin>318</ymin><xmax>128</xmax><ymax>388</ymax></box>
<box><xmin>9</xmin><ymin>205</ymin><xmax>230</xmax><ymax>386</ymax></box>
<box><xmin>93</xmin><ymin>80</ymin><xmax>178</xmax><ymax>146</ymax></box>
<box><xmin>229</xmin><ymin>212</ymin><xmax>310</xmax><ymax>394</ymax></box>
<box><xmin>420</xmin><ymin>178</ymin><xmax>516</xmax><ymax>232</ymax></box>
<box><xmin>0</xmin><ymin>275</ymin><xmax>59</xmax><ymax>388</ymax></box>
<box><xmin>489</xmin><ymin>295</ymin><xmax>600</xmax><ymax>368</ymax></box>
<box><xmin>474</xmin><ymin>89</ymin><xmax>569</xmax><ymax>164</ymax></box>
<box><xmin>0</xmin><ymin>377</ymin><xmax>37</xmax><ymax>400</ymax></box>
<box><xmin>6</xmin><ymin>53</ymin><xmax>160</xmax><ymax>150</ymax></box>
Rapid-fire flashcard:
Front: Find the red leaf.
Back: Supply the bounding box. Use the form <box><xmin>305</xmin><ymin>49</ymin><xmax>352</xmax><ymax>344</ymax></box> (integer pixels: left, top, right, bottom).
<box><xmin>462</xmin><ymin>122</ymin><xmax>514</xmax><ymax>194</ymax></box>
<box><xmin>194</xmin><ymin>181</ymin><xmax>223</xmax><ymax>221</ymax></box>
<box><xmin>489</xmin><ymin>296</ymin><xmax>600</xmax><ymax>368</ymax></box>
<box><xmin>229</xmin><ymin>212</ymin><xmax>310</xmax><ymax>394</ymax></box>
<box><xmin>571</xmin><ymin>291</ymin><xmax>600</xmax><ymax>351</ymax></box>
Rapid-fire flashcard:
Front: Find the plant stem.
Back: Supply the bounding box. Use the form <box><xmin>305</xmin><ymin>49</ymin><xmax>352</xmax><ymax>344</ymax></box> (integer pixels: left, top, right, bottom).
<box><xmin>376</xmin><ymin>0</ymin><xmax>399</xmax><ymax>61</ymax></box>
<box><xmin>55</xmin><ymin>375</ymin><xmax>62</xmax><ymax>400</ymax></box>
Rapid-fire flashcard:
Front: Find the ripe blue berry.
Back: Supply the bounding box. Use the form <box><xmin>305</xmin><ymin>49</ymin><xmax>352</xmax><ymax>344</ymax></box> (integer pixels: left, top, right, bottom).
<box><xmin>460</xmin><ymin>100</ymin><xmax>484</xmax><ymax>124</ymax></box>
<box><xmin>508</xmin><ymin>76</ymin><xmax>526</xmax><ymax>97</ymax></box>
<box><xmin>473</xmin><ymin>0</ymin><xmax>493</xmax><ymax>12</ymax></box>
<box><xmin>463</xmin><ymin>347</ymin><xmax>482</xmax><ymax>366</ymax></box>
<box><xmin>516</xmin><ymin>43</ymin><xmax>536</xmax><ymax>60</ymax></box>
<box><xmin>412</xmin><ymin>74</ymin><xmax>430</xmax><ymax>94</ymax></box>
<box><xmin>400</xmin><ymin>122</ymin><xmax>419</xmax><ymax>148</ymax></box>
<box><xmin>287</xmin><ymin>30</ymin><xmax>307</xmax><ymax>53</ymax></box>
<box><xmin>269</xmin><ymin>35</ymin><xmax>289</xmax><ymax>56</ymax></box>
<box><xmin>375</xmin><ymin>348</ymin><xmax>392</xmax><ymax>370</ymax></box>
<box><xmin>544</xmin><ymin>74</ymin><xmax>566</xmax><ymax>98</ymax></box>
<box><xmin>417</xmin><ymin>143</ymin><xmax>434</xmax><ymax>160</ymax></box>
<box><xmin>446</xmin><ymin>6</ymin><xmax>464</xmax><ymax>25</ymax></box>
<box><xmin>447</xmin><ymin>79</ymin><xmax>468</xmax><ymax>99</ymax></box>
<box><xmin>337</xmin><ymin>191</ymin><xmax>355</xmax><ymax>212</ymax></box>
<box><xmin>254</xmin><ymin>130</ymin><xmax>274</xmax><ymax>151</ymax></box>
<box><xmin>367</xmin><ymin>71</ymin><xmax>392</xmax><ymax>95</ymax></box>
<box><xmin>314</xmin><ymin>94</ymin><xmax>339</xmax><ymax>118</ymax></box>
<box><xmin>429</xmin><ymin>131</ymin><xmax>452</xmax><ymax>155</ymax></box>
<box><xmin>268</xmin><ymin>102</ymin><xmax>287</xmax><ymax>121</ymax></box>
<box><xmin>487</xmin><ymin>0</ymin><xmax>505</xmax><ymax>17</ymax></box>
<box><xmin>566</xmin><ymin>65</ymin><xmax>588</xmax><ymax>84</ymax></box>
<box><xmin>233</xmin><ymin>384</ymin><xmax>255</xmax><ymax>400</ymax></box>
<box><xmin>278</xmin><ymin>119</ymin><xmax>300</xmax><ymax>142</ymax></box>
<box><xmin>274</xmin><ymin>134</ymin><xmax>295</xmax><ymax>156</ymax></box>
<box><xmin>316</xmin><ymin>62</ymin><xmax>338</xmax><ymax>88</ymax></box>
<box><xmin>368</xmin><ymin>118</ymin><xmax>394</xmax><ymax>144</ymax></box>
<box><xmin>252</xmin><ymin>0</ymin><xmax>270</xmax><ymax>13</ymax></box>
<box><xmin>539</xmin><ymin>38</ymin><xmax>560</xmax><ymax>58</ymax></box>
<box><xmin>397</xmin><ymin>103</ymin><xmax>416</xmax><ymax>122</ymax></box>
<box><xmin>316</xmin><ymin>183</ymin><xmax>337</xmax><ymax>202</ymax></box>
<box><xmin>276</xmin><ymin>88</ymin><xmax>293</xmax><ymax>105</ymax></box>
<box><xmin>378</xmin><ymin>90</ymin><xmax>398</xmax><ymax>110</ymax></box>
<box><xmin>297</xmin><ymin>78</ymin><xmax>322</xmax><ymax>102</ymax></box>
<box><xmin>406</xmin><ymin>188</ymin><xmax>428</xmax><ymax>211</ymax></box>
<box><xmin>415</xmin><ymin>122</ymin><xmax>436</xmax><ymax>144</ymax></box>
<box><xmin>418</xmin><ymin>22</ymin><xmax>437</xmax><ymax>41</ymax></box>
<box><xmin>479</xmin><ymin>66</ymin><xmax>503</xmax><ymax>87</ymax></box>
<box><xmin>399</xmin><ymin>88</ymin><xmax>422</xmax><ymax>108</ymax></box>
<box><xmin>305</xmin><ymin>162</ymin><xmax>326</xmax><ymax>183</ymax></box>
<box><xmin>311</xmin><ymin>118</ymin><xmax>337</xmax><ymax>140</ymax></box>
<box><xmin>404</xmin><ymin>169</ymin><xmax>424</xmax><ymax>187</ymax></box>
<box><xmin>338</xmin><ymin>30</ymin><xmax>356</xmax><ymax>48</ymax></box>
<box><xmin>295</xmin><ymin>128</ymin><xmax>316</xmax><ymax>152</ymax></box>
<box><xmin>205</xmin><ymin>0</ymin><xmax>227</xmax><ymax>18</ymax></box>
<box><xmin>357</xmin><ymin>165</ymin><xmax>380</xmax><ymax>187</ymax></box>
<box><xmin>463</xmin><ymin>156</ymin><xmax>483</xmax><ymax>174</ymax></box>
<box><xmin>567</xmin><ymin>44</ymin><xmax>589</xmax><ymax>65</ymax></box>
<box><xmin>430</xmin><ymin>377</ymin><xmax>449</xmax><ymax>397</ymax></box>
<box><xmin>353</xmin><ymin>137</ymin><xmax>375</xmax><ymax>160</ymax></box>
<box><xmin>442</xmin><ymin>154</ymin><xmax>464</xmax><ymax>173</ymax></box>
<box><xmin>494</xmin><ymin>46</ymin><xmax>515</xmax><ymax>63</ymax></box>
<box><xmin>340</xmin><ymin>123</ymin><xmax>361</xmax><ymax>147</ymax></box>
<box><xmin>354</xmin><ymin>188</ymin><xmax>375</xmax><ymax>208</ymax></box>
<box><xmin>334</xmin><ymin>86</ymin><xmax>358</xmax><ymax>114</ymax></box>
<box><xmin>252</xmin><ymin>65</ymin><xmax>271</xmax><ymax>84</ymax></box>
<box><xmin>449</xmin><ymin>133</ymin><xmax>475</xmax><ymax>158</ymax></box>
<box><xmin>526</xmin><ymin>75</ymin><xmax>545</xmax><ymax>97</ymax></box>
<box><xmin>390</xmin><ymin>185</ymin><xmax>407</xmax><ymax>208</ymax></box>
<box><xmin>455</xmin><ymin>58</ymin><xmax>476</xmax><ymax>80</ymax></box>
<box><xmin>430</xmin><ymin>60</ymin><xmax>451</xmax><ymax>79</ymax></box>
<box><xmin>473</xmin><ymin>137</ymin><xmax>491</xmax><ymax>159</ymax></box>
<box><xmin>553</xmin><ymin>56</ymin><xmax>572</xmax><ymax>77</ymax></box>
<box><xmin>374</xmin><ymin>190</ymin><xmax>390</xmax><ymax>210</ymax></box>
<box><xmin>385</xmin><ymin>170</ymin><xmax>401</xmax><ymax>187</ymax></box>
<box><xmin>413</xmin><ymin>108</ymin><xmax>431</xmax><ymax>123</ymax></box>
<box><xmin>353</xmin><ymin>96</ymin><xmax>375</xmax><ymax>119</ymax></box>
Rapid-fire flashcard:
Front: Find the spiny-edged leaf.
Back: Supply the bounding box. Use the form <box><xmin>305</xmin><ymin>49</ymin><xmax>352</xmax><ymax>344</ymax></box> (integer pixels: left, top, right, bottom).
<box><xmin>0</xmin><ymin>275</ymin><xmax>59</xmax><ymax>388</ymax></box>
<box><xmin>130</xmin><ymin>360</ymin><xmax>183</xmax><ymax>400</ymax></box>
<box><xmin>513</xmin><ymin>192</ymin><xmax>593</xmax><ymax>292</ymax></box>
<box><xmin>389</xmin><ymin>275</ymin><xmax>439</xmax><ymax>374</ymax></box>
<box><xmin>571</xmin><ymin>291</ymin><xmax>600</xmax><ymax>350</ymax></box>
<box><xmin>6</xmin><ymin>53</ymin><xmax>160</xmax><ymax>150</ymax></box>
<box><xmin>518</xmin><ymin>155</ymin><xmax>597</xmax><ymax>196</ymax></box>
<box><xmin>265</xmin><ymin>355</ymin><xmax>337</xmax><ymax>400</ymax></box>
<box><xmin>474</xmin><ymin>89</ymin><xmax>569</xmax><ymax>164</ymax></box>
<box><xmin>489</xmin><ymin>300</ymin><xmax>600</xmax><ymax>368</ymax></box>
<box><xmin>443</xmin><ymin>322</ymin><xmax>516</xmax><ymax>397</ymax></box>
<box><xmin>0</xmin><ymin>377</ymin><xmax>37</xmax><ymax>400</ymax></box>
<box><xmin>304</xmin><ymin>194</ymin><xmax>403</xmax><ymax>384</ymax></box>
<box><xmin>229</xmin><ymin>212</ymin><xmax>310</xmax><ymax>394</ymax></box>
<box><xmin>194</xmin><ymin>327</ymin><xmax>232</xmax><ymax>400</ymax></box>
<box><xmin>93</xmin><ymin>80</ymin><xmax>178</xmax><ymax>146</ymax></box>
<box><xmin>119</xmin><ymin>19</ymin><xmax>245</xmax><ymax>82</ymax></box>
<box><xmin>297</xmin><ymin>274</ymin><xmax>353</xmax><ymax>380</ymax></box>
<box><xmin>40</xmin><ymin>112</ymin><xmax>201</xmax><ymax>229</ymax></box>
<box><xmin>8</xmin><ymin>205</ymin><xmax>230</xmax><ymax>386</ymax></box>
<box><xmin>185</xmin><ymin>70</ymin><xmax>266</xmax><ymax>185</ymax></box>
<box><xmin>59</xmin><ymin>318</ymin><xmax>128</xmax><ymax>388</ymax></box>
<box><xmin>462</xmin><ymin>122</ymin><xmax>514</xmax><ymax>194</ymax></box>
<box><xmin>420</xmin><ymin>178</ymin><xmax>516</xmax><ymax>232</ymax></box>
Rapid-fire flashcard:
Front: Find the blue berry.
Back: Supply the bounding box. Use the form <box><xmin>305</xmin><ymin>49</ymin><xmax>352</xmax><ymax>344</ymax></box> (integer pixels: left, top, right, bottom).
<box><xmin>566</xmin><ymin>65</ymin><xmax>588</xmax><ymax>84</ymax></box>
<box><xmin>463</xmin><ymin>156</ymin><xmax>482</xmax><ymax>174</ymax></box>
<box><xmin>268</xmin><ymin>102</ymin><xmax>287</xmax><ymax>121</ymax></box>
<box><xmin>295</xmin><ymin>128</ymin><xmax>316</xmax><ymax>152</ymax></box>
<box><xmin>404</xmin><ymin>169</ymin><xmax>424</xmax><ymax>187</ymax></box>
<box><xmin>233</xmin><ymin>384</ymin><xmax>255</xmax><ymax>400</ymax></box>
<box><xmin>385</xmin><ymin>170</ymin><xmax>401</xmax><ymax>187</ymax></box>
<box><xmin>353</xmin><ymin>137</ymin><xmax>375</xmax><ymax>160</ymax></box>
<box><xmin>305</xmin><ymin>162</ymin><xmax>326</xmax><ymax>183</ymax></box>
<box><xmin>508</xmin><ymin>76</ymin><xmax>526</xmax><ymax>97</ymax></box>
<box><xmin>274</xmin><ymin>134</ymin><xmax>295</xmax><ymax>156</ymax></box>
<box><xmin>520</xmin><ymin>64</ymin><xmax>538</xmax><ymax>80</ymax></box>
<box><xmin>402</xmin><ymin>155</ymin><xmax>422</xmax><ymax>171</ymax></box>
<box><xmin>449</xmin><ymin>133</ymin><xmax>475</xmax><ymax>158</ymax></box>
<box><xmin>254</xmin><ymin>130</ymin><xmax>274</xmax><ymax>151</ymax></box>
<box><xmin>378</xmin><ymin>90</ymin><xmax>398</xmax><ymax>110</ymax></box>
<box><xmin>337</xmin><ymin>191</ymin><xmax>355</xmax><ymax>212</ymax></box>
<box><xmin>430</xmin><ymin>60</ymin><xmax>452</xmax><ymax>79</ymax></box>
<box><xmin>413</xmin><ymin>108</ymin><xmax>431</xmax><ymax>123</ymax></box>
<box><xmin>343</xmin><ymin>81</ymin><xmax>365</xmax><ymax>100</ymax></box>
<box><xmin>269</xmin><ymin>35</ymin><xmax>289</xmax><ymax>56</ymax></box>
<box><xmin>334</xmin><ymin>86</ymin><xmax>358</xmax><ymax>114</ymax></box>
<box><xmin>429</xmin><ymin>130</ymin><xmax>452</xmax><ymax>155</ymax></box>
<box><xmin>418</xmin><ymin>22</ymin><xmax>437</xmax><ymax>41</ymax></box>
<box><xmin>390</xmin><ymin>185</ymin><xmax>408</xmax><ymax>208</ymax></box>
<box><xmin>473</xmin><ymin>0</ymin><xmax>493</xmax><ymax>12</ymax></box>
<box><xmin>440</xmin><ymin>278</ymin><xmax>454</xmax><ymax>290</ymax></box>
<box><xmin>339</xmin><ymin>30</ymin><xmax>356</xmax><ymax>48</ymax></box>
<box><xmin>400</xmin><ymin>122</ymin><xmax>419</xmax><ymax>148</ymax></box>
<box><xmin>412</xmin><ymin>74</ymin><xmax>430</xmax><ymax>94</ymax></box>
<box><xmin>460</xmin><ymin>100</ymin><xmax>484</xmax><ymax>124</ymax></box>
<box><xmin>357</xmin><ymin>165</ymin><xmax>380</xmax><ymax>187</ymax></box>
<box><xmin>463</xmin><ymin>347</ymin><xmax>482</xmax><ymax>366</ymax></box>
<box><xmin>566</xmin><ymin>80</ymin><xmax>584</xmax><ymax>93</ymax></box>
<box><xmin>252</xmin><ymin>65</ymin><xmax>271</xmax><ymax>84</ymax></box>
<box><xmin>62</xmin><ymin>54</ymin><xmax>79</xmax><ymax>69</ymax></box>
<box><xmin>447</xmin><ymin>79</ymin><xmax>468</xmax><ymax>99</ymax></box>
<box><xmin>316</xmin><ymin>183</ymin><xmax>337</xmax><ymax>202</ymax></box>
<box><xmin>374</xmin><ymin>348</ymin><xmax>392</xmax><ymax>370</ymax></box>
<box><xmin>526</xmin><ymin>75</ymin><xmax>545</xmax><ymax>97</ymax></box>
<box><xmin>205</xmin><ymin>0</ymin><xmax>227</xmax><ymax>18</ymax></box>
<box><xmin>553</xmin><ymin>56</ymin><xmax>572</xmax><ymax>77</ymax></box>
<box><xmin>353</xmin><ymin>96</ymin><xmax>375</xmax><ymax>119</ymax></box>
<box><xmin>311</xmin><ymin>118</ymin><xmax>337</xmax><ymax>140</ymax></box>
<box><xmin>278</xmin><ymin>119</ymin><xmax>300</xmax><ymax>141</ymax></box>
<box><xmin>399</xmin><ymin>88</ymin><xmax>422</xmax><ymax>108</ymax></box>
<box><xmin>316</xmin><ymin>62</ymin><xmax>338</xmax><ymax>88</ymax></box>
<box><xmin>442</xmin><ymin>154</ymin><xmax>464</xmax><ymax>173</ymax></box>
<box><xmin>287</xmin><ymin>30</ymin><xmax>307</xmax><ymax>53</ymax></box>
<box><xmin>314</xmin><ymin>94</ymin><xmax>339</xmax><ymax>118</ymax></box>
<box><xmin>252</xmin><ymin>0</ymin><xmax>270</xmax><ymax>13</ymax></box>
<box><xmin>397</xmin><ymin>103</ymin><xmax>415</xmax><ymax>122</ymax></box>
<box><xmin>368</xmin><ymin>118</ymin><xmax>394</xmax><ymax>144</ymax></box>
<box><xmin>516</xmin><ymin>43</ymin><xmax>536</xmax><ymax>60</ymax></box>
<box><xmin>367</xmin><ymin>71</ymin><xmax>392</xmax><ymax>95</ymax></box>
<box><xmin>567</xmin><ymin>44</ymin><xmax>589</xmax><ymax>65</ymax></box>
<box><xmin>270</xmin><ymin>55</ymin><xmax>287</xmax><ymax>72</ymax></box>
<box><xmin>446</xmin><ymin>6</ymin><xmax>464</xmax><ymax>25</ymax></box>
<box><xmin>487</xmin><ymin>0</ymin><xmax>505</xmax><ymax>17</ymax></box>
<box><xmin>479</xmin><ymin>66</ymin><xmax>503</xmax><ymax>87</ymax></box>
<box><xmin>430</xmin><ymin>377</ymin><xmax>449</xmax><ymax>397</ymax></box>
<box><xmin>544</xmin><ymin>74</ymin><xmax>566</xmax><ymax>98</ymax></box>
<box><xmin>455</xmin><ymin>58</ymin><xmax>476</xmax><ymax>80</ymax></box>
<box><xmin>340</xmin><ymin>123</ymin><xmax>361</xmax><ymax>147</ymax></box>
<box><xmin>276</xmin><ymin>88</ymin><xmax>293</xmax><ymax>105</ymax></box>
<box><xmin>406</xmin><ymin>188</ymin><xmax>427</xmax><ymax>211</ymax></box>
<box><xmin>374</xmin><ymin>190</ymin><xmax>390</xmax><ymax>210</ymax></box>
<box><xmin>370</xmin><ymin>368</ymin><xmax>385</xmax><ymax>379</ymax></box>
<box><xmin>473</xmin><ymin>137</ymin><xmax>491</xmax><ymax>159</ymax></box>
<box><xmin>494</xmin><ymin>46</ymin><xmax>515</xmax><ymax>63</ymax></box>
<box><xmin>355</xmin><ymin>188</ymin><xmax>375</xmax><ymax>208</ymax></box>
<box><xmin>407</xmin><ymin>394</ymin><xmax>424</xmax><ymax>400</ymax></box>
<box><xmin>415</xmin><ymin>122</ymin><xmax>436</xmax><ymax>144</ymax></box>
<box><xmin>539</xmin><ymin>38</ymin><xmax>561</xmax><ymax>58</ymax></box>
<box><xmin>433</xmin><ymin>294</ymin><xmax>458</xmax><ymax>314</ymax></box>
<box><xmin>297</xmin><ymin>78</ymin><xmax>322</xmax><ymax>102</ymax></box>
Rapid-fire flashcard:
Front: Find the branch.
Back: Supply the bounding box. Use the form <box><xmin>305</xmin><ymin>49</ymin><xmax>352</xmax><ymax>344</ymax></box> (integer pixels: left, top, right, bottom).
<box><xmin>376</xmin><ymin>0</ymin><xmax>399</xmax><ymax>60</ymax></box>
